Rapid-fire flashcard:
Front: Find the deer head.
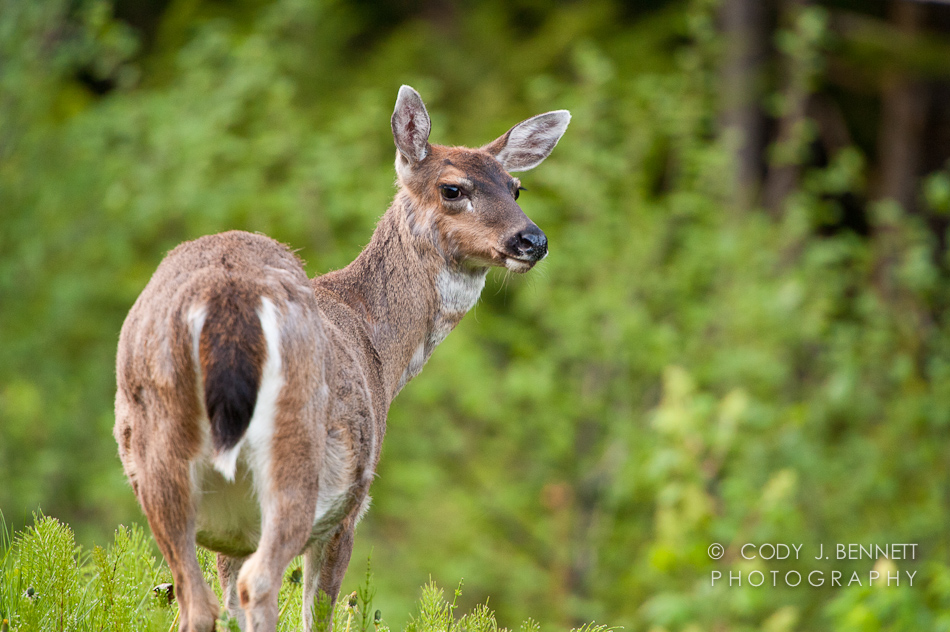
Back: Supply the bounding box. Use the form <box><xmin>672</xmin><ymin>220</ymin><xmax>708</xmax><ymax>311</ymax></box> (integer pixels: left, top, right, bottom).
<box><xmin>391</xmin><ymin>85</ymin><xmax>570</xmax><ymax>273</ymax></box>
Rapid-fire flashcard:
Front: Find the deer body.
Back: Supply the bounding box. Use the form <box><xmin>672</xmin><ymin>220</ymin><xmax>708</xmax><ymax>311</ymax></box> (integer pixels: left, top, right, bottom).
<box><xmin>114</xmin><ymin>86</ymin><xmax>569</xmax><ymax>632</ymax></box>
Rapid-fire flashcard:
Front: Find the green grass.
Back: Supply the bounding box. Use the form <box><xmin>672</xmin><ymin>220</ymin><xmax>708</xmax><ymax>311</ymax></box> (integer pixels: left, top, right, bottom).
<box><xmin>0</xmin><ymin>513</ymin><xmax>613</xmax><ymax>632</ymax></box>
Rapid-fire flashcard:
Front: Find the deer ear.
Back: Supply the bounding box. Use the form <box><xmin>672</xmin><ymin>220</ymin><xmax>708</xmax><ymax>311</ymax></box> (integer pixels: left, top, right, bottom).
<box><xmin>483</xmin><ymin>110</ymin><xmax>571</xmax><ymax>172</ymax></box>
<box><xmin>392</xmin><ymin>85</ymin><xmax>431</xmax><ymax>166</ymax></box>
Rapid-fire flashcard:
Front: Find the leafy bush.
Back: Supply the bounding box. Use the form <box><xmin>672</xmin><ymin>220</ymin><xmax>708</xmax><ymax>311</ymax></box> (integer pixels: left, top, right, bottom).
<box><xmin>3</xmin><ymin>0</ymin><xmax>950</xmax><ymax>630</ymax></box>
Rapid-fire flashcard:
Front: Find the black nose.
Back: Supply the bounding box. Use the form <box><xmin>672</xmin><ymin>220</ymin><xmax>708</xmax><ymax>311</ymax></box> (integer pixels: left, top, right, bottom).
<box><xmin>510</xmin><ymin>225</ymin><xmax>548</xmax><ymax>261</ymax></box>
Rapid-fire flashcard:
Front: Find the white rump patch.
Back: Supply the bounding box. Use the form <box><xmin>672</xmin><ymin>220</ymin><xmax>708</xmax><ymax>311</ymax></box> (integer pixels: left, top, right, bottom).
<box><xmin>186</xmin><ymin>303</ymin><xmax>208</xmax><ymax>407</ymax></box>
<box><xmin>186</xmin><ymin>303</ymin><xmax>208</xmax><ymax>363</ymax></box>
<box><xmin>212</xmin><ymin>297</ymin><xmax>284</xmax><ymax>483</ymax></box>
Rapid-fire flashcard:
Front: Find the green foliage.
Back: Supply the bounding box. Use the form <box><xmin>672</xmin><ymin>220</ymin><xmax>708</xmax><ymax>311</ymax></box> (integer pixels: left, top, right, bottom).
<box><xmin>824</xmin><ymin>561</ymin><xmax>950</xmax><ymax>631</ymax></box>
<box><xmin>0</xmin><ymin>515</ymin><xmax>574</xmax><ymax>631</ymax></box>
<box><xmin>11</xmin><ymin>515</ymin><xmax>86</xmax><ymax>631</ymax></box>
<box><xmin>0</xmin><ymin>514</ymin><xmax>171</xmax><ymax>631</ymax></box>
<box><xmin>405</xmin><ymin>580</ymin><xmax>556</xmax><ymax>632</ymax></box>
<box><xmin>88</xmin><ymin>524</ymin><xmax>165</xmax><ymax>631</ymax></box>
<box><xmin>3</xmin><ymin>0</ymin><xmax>950</xmax><ymax>631</ymax></box>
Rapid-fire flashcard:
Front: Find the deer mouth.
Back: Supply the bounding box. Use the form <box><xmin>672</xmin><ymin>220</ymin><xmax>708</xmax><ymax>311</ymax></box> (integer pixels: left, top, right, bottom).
<box><xmin>493</xmin><ymin>249</ymin><xmax>538</xmax><ymax>273</ymax></box>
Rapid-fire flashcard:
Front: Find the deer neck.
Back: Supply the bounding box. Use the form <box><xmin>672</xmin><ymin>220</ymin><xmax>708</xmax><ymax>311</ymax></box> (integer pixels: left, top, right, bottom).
<box><xmin>315</xmin><ymin>192</ymin><xmax>487</xmax><ymax>403</ymax></box>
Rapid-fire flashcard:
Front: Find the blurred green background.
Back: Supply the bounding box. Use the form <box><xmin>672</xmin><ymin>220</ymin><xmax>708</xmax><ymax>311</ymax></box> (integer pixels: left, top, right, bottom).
<box><xmin>3</xmin><ymin>0</ymin><xmax>950</xmax><ymax>629</ymax></box>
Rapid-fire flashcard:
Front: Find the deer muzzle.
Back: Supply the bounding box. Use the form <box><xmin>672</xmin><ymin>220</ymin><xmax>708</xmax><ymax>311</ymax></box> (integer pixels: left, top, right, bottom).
<box><xmin>507</xmin><ymin>224</ymin><xmax>548</xmax><ymax>262</ymax></box>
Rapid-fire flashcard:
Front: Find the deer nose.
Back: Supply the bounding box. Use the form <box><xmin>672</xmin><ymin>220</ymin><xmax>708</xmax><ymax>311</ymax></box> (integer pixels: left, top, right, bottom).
<box><xmin>510</xmin><ymin>225</ymin><xmax>548</xmax><ymax>261</ymax></box>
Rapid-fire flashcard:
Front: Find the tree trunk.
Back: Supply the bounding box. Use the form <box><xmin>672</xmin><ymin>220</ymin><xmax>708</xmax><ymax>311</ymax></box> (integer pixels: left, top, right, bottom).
<box><xmin>764</xmin><ymin>0</ymin><xmax>811</xmax><ymax>216</ymax></box>
<box><xmin>876</xmin><ymin>0</ymin><xmax>929</xmax><ymax>212</ymax></box>
<box><xmin>720</xmin><ymin>0</ymin><xmax>769</xmax><ymax>208</ymax></box>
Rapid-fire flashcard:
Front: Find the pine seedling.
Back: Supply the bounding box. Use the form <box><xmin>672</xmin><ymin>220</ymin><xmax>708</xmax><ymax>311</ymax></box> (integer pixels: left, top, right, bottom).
<box><xmin>357</xmin><ymin>555</ymin><xmax>377</xmax><ymax>632</ymax></box>
<box><xmin>0</xmin><ymin>511</ymin><xmax>21</xmax><ymax>628</ymax></box>
<box><xmin>457</xmin><ymin>602</ymin><xmax>499</xmax><ymax>632</ymax></box>
<box><xmin>571</xmin><ymin>623</ymin><xmax>620</xmax><ymax>632</ymax></box>
<box><xmin>448</xmin><ymin>580</ymin><xmax>463</xmax><ymax>632</ymax></box>
<box><xmin>407</xmin><ymin>580</ymin><xmax>464</xmax><ymax>632</ymax></box>
<box><xmin>519</xmin><ymin>617</ymin><xmax>541</xmax><ymax>632</ymax></box>
<box><xmin>89</xmin><ymin>524</ymin><xmax>163</xmax><ymax>631</ymax></box>
<box><xmin>310</xmin><ymin>588</ymin><xmax>335</xmax><ymax>632</ymax></box>
<box><xmin>15</xmin><ymin>514</ymin><xmax>88</xmax><ymax>631</ymax></box>
<box><xmin>221</xmin><ymin>612</ymin><xmax>243</xmax><ymax>632</ymax></box>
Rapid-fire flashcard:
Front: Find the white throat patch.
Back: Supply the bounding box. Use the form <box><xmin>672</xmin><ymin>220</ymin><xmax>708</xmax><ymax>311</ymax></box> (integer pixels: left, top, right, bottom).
<box><xmin>436</xmin><ymin>267</ymin><xmax>486</xmax><ymax>315</ymax></box>
<box><xmin>396</xmin><ymin>267</ymin><xmax>487</xmax><ymax>392</ymax></box>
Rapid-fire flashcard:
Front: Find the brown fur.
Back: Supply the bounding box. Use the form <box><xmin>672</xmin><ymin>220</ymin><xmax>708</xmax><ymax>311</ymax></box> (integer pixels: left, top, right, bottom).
<box><xmin>114</xmin><ymin>86</ymin><xmax>569</xmax><ymax>632</ymax></box>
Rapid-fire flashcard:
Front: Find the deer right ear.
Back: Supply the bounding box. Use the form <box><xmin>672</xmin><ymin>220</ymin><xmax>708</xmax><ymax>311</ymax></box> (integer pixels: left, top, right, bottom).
<box><xmin>483</xmin><ymin>110</ymin><xmax>571</xmax><ymax>172</ymax></box>
<box><xmin>392</xmin><ymin>85</ymin><xmax>431</xmax><ymax>172</ymax></box>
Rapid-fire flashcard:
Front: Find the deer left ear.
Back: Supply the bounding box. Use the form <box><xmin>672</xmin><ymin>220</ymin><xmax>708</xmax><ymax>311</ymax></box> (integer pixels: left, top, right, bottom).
<box><xmin>483</xmin><ymin>110</ymin><xmax>571</xmax><ymax>172</ymax></box>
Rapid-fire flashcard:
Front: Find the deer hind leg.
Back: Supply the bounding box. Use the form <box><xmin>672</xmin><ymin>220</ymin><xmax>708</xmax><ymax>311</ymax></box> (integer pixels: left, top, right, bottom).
<box><xmin>236</xmin><ymin>479</ymin><xmax>319</xmax><ymax>631</ymax></box>
<box><xmin>136</xmin><ymin>457</ymin><xmax>219</xmax><ymax>632</ymax></box>
<box><xmin>234</xmin><ymin>295</ymin><xmax>327</xmax><ymax>630</ymax></box>
<box><xmin>217</xmin><ymin>553</ymin><xmax>248</xmax><ymax>630</ymax></box>
<box><xmin>235</xmin><ymin>396</ymin><xmax>322</xmax><ymax>631</ymax></box>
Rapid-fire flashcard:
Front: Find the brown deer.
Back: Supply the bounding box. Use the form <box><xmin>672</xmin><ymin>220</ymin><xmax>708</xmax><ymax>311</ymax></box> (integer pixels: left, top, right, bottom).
<box><xmin>114</xmin><ymin>85</ymin><xmax>569</xmax><ymax>632</ymax></box>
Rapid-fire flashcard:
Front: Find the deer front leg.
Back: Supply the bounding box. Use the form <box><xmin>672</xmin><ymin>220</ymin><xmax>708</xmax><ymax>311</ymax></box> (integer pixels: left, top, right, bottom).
<box><xmin>301</xmin><ymin>540</ymin><xmax>328</xmax><ymax>632</ymax></box>
<box><xmin>314</xmin><ymin>520</ymin><xmax>357</xmax><ymax>631</ymax></box>
<box><xmin>217</xmin><ymin>553</ymin><xmax>248</xmax><ymax>630</ymax></box>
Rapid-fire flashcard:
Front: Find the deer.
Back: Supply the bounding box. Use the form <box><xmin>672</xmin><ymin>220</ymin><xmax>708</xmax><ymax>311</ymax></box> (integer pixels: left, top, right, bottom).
<box><xmin>113</xmin><ymin>85</ymin><xmax>570</xmax><ymax>632</ymax></box>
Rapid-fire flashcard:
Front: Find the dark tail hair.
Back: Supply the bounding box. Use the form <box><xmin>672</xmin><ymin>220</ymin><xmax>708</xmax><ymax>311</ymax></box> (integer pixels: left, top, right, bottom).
<box><xmin>198</xmin><ymin>288</ymin><xmax>266</xmax><ymax>454</ymax></box>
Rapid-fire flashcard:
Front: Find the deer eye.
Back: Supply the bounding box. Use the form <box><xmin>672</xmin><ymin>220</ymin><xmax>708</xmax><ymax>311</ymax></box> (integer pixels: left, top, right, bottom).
<box><xmin>440</xmin><ymin>184</ymin><xmax>462</xmax><ymax>200</ymax></box>
<box><xmin>514</xmin><ymin>186</ymin><xmax>526</xmax><ymax>200</ymax></box>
